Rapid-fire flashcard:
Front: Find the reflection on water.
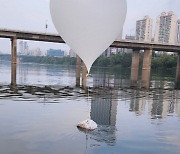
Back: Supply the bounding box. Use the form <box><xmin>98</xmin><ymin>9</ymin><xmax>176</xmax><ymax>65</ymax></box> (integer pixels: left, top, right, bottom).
<box><xmin>11</xmin><ymin>63</ymin><xmax>17</xmax><ymax>86</ymax></box>
<box><xmin>129</xmin><ymin>90</ymin><xmax>146</xmax><ymax>116</ymax></box>
<box><xmin>0</xmin><ymin>61</ymin><xmax>180</xmax><ymax>154</ymax></box>
<box><xmin>150</xmin><ymin>90</ymin><xmax>179</xmax><ymax>119</ymax></box>
<box><xmin>91</xmin><ymin>92</ymin><xmax>117</xmax><ymax>126</ymax></box>
<box><xmin>0</xmin><ymin>84</ymin><xmax>180</xmax><ymax>119</ymax></box>
<box><xmin>92</xmin><ymin>67</ymin><xmax>131</xmax><ymax>88</ymax></box>
<box><xmin>0</xmin><ymin>61</ymin><xmax>177</xmax><ymax>89</ymax></box>
<box><xmin>90</xmin><ymin>91</ymin><xmax>117</xmax><ymax>146</ymax></box>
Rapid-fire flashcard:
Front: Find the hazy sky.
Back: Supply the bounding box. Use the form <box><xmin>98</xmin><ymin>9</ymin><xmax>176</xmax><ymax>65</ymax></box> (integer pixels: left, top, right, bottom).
<box><xmin>0</xmin><ymin>0</ymin><xmax>180</xmax><ymax>53</ymax></box>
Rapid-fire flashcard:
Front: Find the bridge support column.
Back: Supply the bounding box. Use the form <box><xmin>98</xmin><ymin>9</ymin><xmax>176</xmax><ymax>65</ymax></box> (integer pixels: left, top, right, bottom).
<box><xmin>130</xmin><ymin>50</ymin><xmax>140</xmax><ymax>87</ymax></box>
<box><xmin>11</xmin><ymin>37</ymin><xmax>17</xmax><ymax>64</ymax></box>
<box><xmin>76</xmin><ymin>56</ymin><xmax>81</xmax><ymax>87</ymax></box>
<box><xmin>141</xmin><ymin>49</ymin><xmax>152</xmax><ymax>89</ymax></box>
<box><xmin>11</xmin><ymin>63</ymin><xmax>17</xmax><ymax>89</ymax></box>
<box><xmin>176</xmin><ymin>53</ymin><xmax>180</xmax><ymax>89</ymax></box>
<box><xmin>11</xmin><ymin>37</ymin><xmax>17</xmax><ymax>87</ymax></box>
<box><xmin>82</xmin><ymin>61</ymin><xmax>88</xmax><ymax>89</ymax></box>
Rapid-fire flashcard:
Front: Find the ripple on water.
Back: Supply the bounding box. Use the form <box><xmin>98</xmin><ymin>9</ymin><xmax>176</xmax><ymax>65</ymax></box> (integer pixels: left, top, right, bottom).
<box><xmin>0</xmin><ymin>83</ymin><xmax>180</xmax><ymax>154</ymax></box>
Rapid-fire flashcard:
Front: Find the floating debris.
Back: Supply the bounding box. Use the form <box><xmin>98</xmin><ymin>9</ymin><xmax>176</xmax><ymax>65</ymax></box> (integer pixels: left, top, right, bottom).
<box><xmin>77</xmin><ymin>119</ymin><xmax>97</xmax><ymax>130</ymax></box>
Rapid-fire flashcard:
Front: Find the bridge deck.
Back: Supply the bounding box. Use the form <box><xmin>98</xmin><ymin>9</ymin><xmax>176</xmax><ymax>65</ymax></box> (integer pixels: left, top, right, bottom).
<box><xmin>0</xmin><ymin>29</ymin><xmax>180</xmax><ymax>52</ymax></box>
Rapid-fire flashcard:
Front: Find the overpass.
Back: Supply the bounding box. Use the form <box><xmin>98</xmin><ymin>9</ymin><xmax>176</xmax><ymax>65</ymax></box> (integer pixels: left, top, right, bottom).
<box><xmin>1</xmin><ymin>28</ymin><xmax>180</xmax><ymax>52</ymax></box>
<box><xmin>0</xmin><ymin>28</ymin><xmax>180</xmax><ymax>89</ymax></box>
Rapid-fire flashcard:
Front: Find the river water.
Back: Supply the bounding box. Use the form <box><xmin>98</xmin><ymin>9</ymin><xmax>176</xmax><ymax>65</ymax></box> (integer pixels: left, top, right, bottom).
<box><xmin>0</xmin><ymin>61</ymin><xmax>180</xmax><ymax>154</ymax></box>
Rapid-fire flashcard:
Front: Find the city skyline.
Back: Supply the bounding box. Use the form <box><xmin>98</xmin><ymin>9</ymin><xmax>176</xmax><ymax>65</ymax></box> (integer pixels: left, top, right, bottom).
<box><xmin>0</xmin><ymin>0</ymin><xmax>180</xmax><ymax>53</ymax></box>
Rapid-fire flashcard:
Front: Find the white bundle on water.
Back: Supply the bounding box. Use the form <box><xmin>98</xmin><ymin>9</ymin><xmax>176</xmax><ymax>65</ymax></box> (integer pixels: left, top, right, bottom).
<box><xmin>77</xmin><ymin>119</ymin><xmax>97</xmax><ymax>130</ymax></box>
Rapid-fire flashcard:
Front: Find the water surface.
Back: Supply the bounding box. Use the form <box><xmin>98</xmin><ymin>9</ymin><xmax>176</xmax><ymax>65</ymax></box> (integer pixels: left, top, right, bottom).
<box><xmin>0</xmin><ymin>61</ymin><xmax>180</xmax><ymax>154</ymax></box>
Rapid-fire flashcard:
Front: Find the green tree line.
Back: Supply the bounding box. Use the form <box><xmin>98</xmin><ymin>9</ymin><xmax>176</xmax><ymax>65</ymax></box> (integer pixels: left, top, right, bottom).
<box><xmin>20</xmin><ymin>55</ymin><xmax>77</xmax><ymax>65</ymax></box>
<box><xmin>151</xmin><ymin>54</ymin><xmax>177</xmax><ymax>68</ymax></box>
<box><xmin>0</xmin><ymin>53</ymin><xmax>178</xmax><ymax>68</ymax></box>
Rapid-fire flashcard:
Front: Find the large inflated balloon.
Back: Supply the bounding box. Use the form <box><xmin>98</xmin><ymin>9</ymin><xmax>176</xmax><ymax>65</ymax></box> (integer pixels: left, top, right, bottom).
<box><xmin>50</xmin><ymin>0</ymin><xmax>127</xmax><ymax>73</ymax></box>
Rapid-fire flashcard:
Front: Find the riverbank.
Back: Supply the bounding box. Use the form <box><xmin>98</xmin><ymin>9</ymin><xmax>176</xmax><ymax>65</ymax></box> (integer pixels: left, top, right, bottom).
<box><xmin>0</xmin><ymin>52</ymin><xmax>177</xmax><ymax>69</ymax></box>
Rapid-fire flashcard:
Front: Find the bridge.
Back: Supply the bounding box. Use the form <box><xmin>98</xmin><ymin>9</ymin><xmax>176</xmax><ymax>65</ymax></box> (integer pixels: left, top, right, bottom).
<box><xmin>0</xmin><ymin>28</ymin><xmax>180</xmax><ymax>89</ymax></box>
<box><xmin>1</xmin><ymin>28</ymin><xmax>180</xmax><ymax>51</ymax></box>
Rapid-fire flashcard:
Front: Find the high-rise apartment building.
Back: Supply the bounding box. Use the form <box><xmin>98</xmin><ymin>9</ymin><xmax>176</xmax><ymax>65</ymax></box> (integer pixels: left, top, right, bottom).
<box><xmin>176</xmin><ymin>20</ymin><xmax>180</xmax><ymax>44</ymax></box>
<box><xmin>136</xmin><ymin>16</ymin><xmax>153</xmax><ymax>42</ymax></box>
<box><xmin>154</xmin><ymin>12</ymin><xmax>177</xmax><ymax>44</ymax></box>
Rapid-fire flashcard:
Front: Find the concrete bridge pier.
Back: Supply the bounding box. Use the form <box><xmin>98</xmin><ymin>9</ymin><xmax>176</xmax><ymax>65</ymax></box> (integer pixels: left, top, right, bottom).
<box><xmin>76</xmin><ymin>57</ymin><xmax>88</xmax><ymax>88</ymax></box>
<box><xmin>11</xmin><ymin>37</ymin><xmax>17</xmax><ymax>64</ymax></box>
<box><xmin>82</xmin><ymin>61</ymin><xmax>88</xmax><ymax>89</ymax></box>
<box><xmin>130</xmin><ymin>50</ymin><xmax>140</xmax><ymax>87</ymax></box>
<box><xmin>176</xmin><ymin>53</ymin><xmax>180</xmax><ymax>89</ymax></box>
<box><xmin>11</xmin><ymin>37</ymin><xmax>17</xmax><ymax>87</ymax></box>
<box><xmin>141</xmin><ymin>49</ymin><xmax>152</xmax><ymax>89</ymax></box>
<box><xmin>11</xmin><ymin>63</ymin><xmax>17</xmax><ymax>91</ymax></box>
<box><xmin>76</xmin><ymin>56</ymin><xmax>81</xmax><ymax>87</ymax></box>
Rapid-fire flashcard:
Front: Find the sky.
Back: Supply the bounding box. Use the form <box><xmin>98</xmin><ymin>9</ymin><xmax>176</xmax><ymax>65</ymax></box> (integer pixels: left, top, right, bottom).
<box><xmin>0</xmin><ymin>0</ymin><xmax>180</xmax><ymax>54</ymax></box>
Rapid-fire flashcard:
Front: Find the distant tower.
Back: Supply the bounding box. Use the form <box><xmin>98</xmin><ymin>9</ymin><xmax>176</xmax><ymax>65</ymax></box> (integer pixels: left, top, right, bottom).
<box><xmin>45</xmin><ymin>20</ymin><xmax>48</xmax><ymax>33</ymax></box>
<box><xmin>19</xmin><ymin>41</ymin><xmax>24</xmax><ymax>54</ymax></box>
<box><xmin>19</xmin><ymin>41</ymin><xmax>29</xmax><ymax>55</ymax></box>
<box><xmin>24</xmin><ymin>42</ymin><xmax>29</xmax><ymax>50</ymax></box>
<box><xmin>69</xmin><ymin>49</ymin><xmax>76</xmax><ymax>57</ymax></box>
<box><xmin>176</xmin><ymin>20</ymin><xmax>180</xmax><ymax>44</ymax></box>
<box><xmin>136</xmin><ymin>16</ymin><xmax>153</xmax><ymax>42</ymax></box>
<box><xmin>154</xmin><ymin>12</ymin><xmax>177</xmax><ymax>44</ymax></box>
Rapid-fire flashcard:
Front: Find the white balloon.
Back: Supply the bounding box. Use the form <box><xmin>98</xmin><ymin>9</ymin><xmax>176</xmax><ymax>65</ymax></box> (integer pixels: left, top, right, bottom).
<box><xmin>50</xmin><ymin>0</ymin><xmax>127</xmax><ymax>73</ymax></box>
